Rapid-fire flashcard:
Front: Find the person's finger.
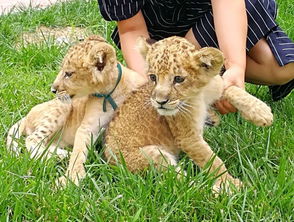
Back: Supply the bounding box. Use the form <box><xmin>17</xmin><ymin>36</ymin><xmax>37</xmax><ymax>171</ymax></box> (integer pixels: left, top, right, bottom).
<box><xmin>215</xmin><ymin>100</ymin><xmax>230</xmax><ymax>115</ymax></box>
<box><xmin>222</xmin><ymin>100</ymin><xmax>237</xmax><ymax>113</ymax></box>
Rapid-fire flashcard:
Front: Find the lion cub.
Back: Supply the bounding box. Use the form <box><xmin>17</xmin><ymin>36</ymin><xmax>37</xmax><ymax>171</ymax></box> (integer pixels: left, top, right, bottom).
<box><xmin>7</xmin><ymin>35</ymin><xmax>146</xmax><ymax>186</ymax></box>
<box><xmin>105</xmin><ymin>36</ymin><xmax>273</xmax><ymax>192</ymax></box>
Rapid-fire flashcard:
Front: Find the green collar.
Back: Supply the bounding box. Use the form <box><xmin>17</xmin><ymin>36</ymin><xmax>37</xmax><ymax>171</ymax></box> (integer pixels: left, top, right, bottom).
<box><xmin>92</xmin><ymin>63</ymin><xmax>122</xmax><ymax>112</ymax></box>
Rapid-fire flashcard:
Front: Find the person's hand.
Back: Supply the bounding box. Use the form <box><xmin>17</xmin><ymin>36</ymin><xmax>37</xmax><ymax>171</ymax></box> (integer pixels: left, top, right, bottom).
<box><xmin>215</xmin><ymin>66</ymin><xmax>245</xmax><ymax>114</ymax></box>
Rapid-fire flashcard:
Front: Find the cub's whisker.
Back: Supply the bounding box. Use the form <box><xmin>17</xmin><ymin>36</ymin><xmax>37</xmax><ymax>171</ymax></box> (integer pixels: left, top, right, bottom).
<box><xmin>177</xmin><ymin>104</ymin><xmax>192</xmax><ymax>116</ymax></box>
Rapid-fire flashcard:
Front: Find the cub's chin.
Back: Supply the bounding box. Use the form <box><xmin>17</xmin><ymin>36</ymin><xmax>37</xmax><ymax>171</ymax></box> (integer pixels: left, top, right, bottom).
<box><xmin>57</xmin><ymin>93</ymin><xmax>72</xmax><ymax>104</ymax></box>
<box><xmin>156</xmin><ymin>108</ymin><xmax>179</xmax><ymax>116</ymax></box>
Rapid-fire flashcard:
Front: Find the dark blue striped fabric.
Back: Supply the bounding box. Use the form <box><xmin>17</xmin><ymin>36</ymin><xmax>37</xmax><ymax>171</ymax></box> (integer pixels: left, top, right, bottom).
<box><xmin>97</xmin><ymin>0</ymin><xmax>294</xmax><ymax>99</ymax></box>
<box><xmin>98</xmin><ymin>0</ymin><xmax>294</xmax><ymax>66</ymax></box>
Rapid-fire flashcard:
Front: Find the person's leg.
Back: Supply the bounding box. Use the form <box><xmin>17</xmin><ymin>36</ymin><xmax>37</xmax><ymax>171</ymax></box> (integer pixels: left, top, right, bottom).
<box><xmin>246</xmin><ymin>38</ymin><xmax>294</xmax><ymax>85</ymax></box>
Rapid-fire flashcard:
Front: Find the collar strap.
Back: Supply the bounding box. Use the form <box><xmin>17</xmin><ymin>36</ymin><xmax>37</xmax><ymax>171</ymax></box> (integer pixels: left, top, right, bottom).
<box><xmin>92</xmin><ymin>63</ymin><xmax>122</xmax><ymax>112</ymax></box>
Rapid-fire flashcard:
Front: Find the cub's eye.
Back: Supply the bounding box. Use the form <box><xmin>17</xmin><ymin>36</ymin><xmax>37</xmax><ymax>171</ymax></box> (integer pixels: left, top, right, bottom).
<box><xmin>174</xmin><ymin>76</ymin><xmax>185</xmax><ymax>84</ymax></box>
<box><xmin>200</xmin><ymin>63</ymin><xmax>211</xmax><ymax>69</ymax></box>
<box><xmin>149</xmin><ymin>74</ymin><xmax>157</xmax><ymax>82</ymax></box>
<box><xmin>64</xmin><ymin>71</ymin><xmax>73</xmax><ymax>78</ymax></box>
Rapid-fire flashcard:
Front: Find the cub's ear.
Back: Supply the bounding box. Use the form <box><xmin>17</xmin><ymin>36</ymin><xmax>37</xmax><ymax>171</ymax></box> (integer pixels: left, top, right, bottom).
<box><xmin>194</xmin><ymin>47</ymin><xmax>224</xmax><ymax>74</ymax></box>
<box><xmin>95</xmin><ymin>51</ymin><xmax>106</xmax><ymax>71</ymax></box>
<box><xmin>136</xmin><ymin>36</ymin><xmax>153</xmax><ymax>59</ymax></box>
<box><xmin>86</xmin><ymin>35</ymin><xmax>106</xmax><ymax>42</ymax></box>
<box><xmin>88</xmin><ymin>44</ymin><xmax>116</xmax><ymax>72</ymax></box>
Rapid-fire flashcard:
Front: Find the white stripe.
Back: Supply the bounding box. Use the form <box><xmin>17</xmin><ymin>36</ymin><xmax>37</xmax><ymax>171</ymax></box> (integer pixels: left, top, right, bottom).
<box><xmin>273</xmin><ymin>0</ymin><xmax>277</xmax><ymax>18</ymax></box>
<box><xmin>135</xmin><ymin>1</ymin><xmax>138</xmax><ymax>12</ymax></box>
<box><xmin>113</xmin><ymin>29</ymin><xmax>118</xmax><ymax>40</ymax></box>
<box><xmin>268</xmin><ymin>37</ymin><xmax>284</xmax><ymax>65</ymax></box>
<box><xmin>247</xmin><ymin>0</ymin><xmax>270</xmax><ymax>30</ymax></box>
<box><xmin>282</xmin><ymin>48</ymin><xmax>294</xmax><ymax>51</ymax></box>
<box><xmin>148</xmin><ymin>4</ymin><xmax>174</xmax><ymax>27</ymax></box>
<box><xmin>150</xmin><ymin>28</ymin><xmax>186</xmax><ymax>35</ymax></box>
<box><xmin>201</xmin><ymin>16</ymin><xmax>218</xmax><ymax>46</ymax></box>
<box><xmin>177</xmin><ymin>24</ymin><xmax>194</xmax><ymax>28</ymax></box>
<box><xmin>113</xmin><ymin>5</ymin><xmax>118</xmax><ymax>20</ymax></box>
<box><xmin>195</xmin><ymin>25</ymin><xmax>209</xmax><ymax>46</ymax></box>
<box><xmin>286</xmin><ymin>54</ymin><xmax>294</xmax><ymax>56</ymax></box>
<box><xmin>121</xmin><ymin>4</ymin><xmax>124</xmax><ymax>18</ymax></box>
<box><xmin>206</xmin><ymin>11</ymin><xmax>215</xmax><ymax>32</ymax></box>
<box><xmin>101</xmin><ymin>0</ymin><xmax>112</xmax><ymax>19</ymax></box>
<box><xmin>187</xmin><ymin>7</ymin><xmax>205</xmax><ymax>11</ymax></box>
<box><xmin>176</xmin><ymin>6</ymin><xmax>183</xmax><ymax>21</ymax></box>
<box><xmin>247</xmin><ymin>35</ymin><xmax>254</xmax><ymax>48</ymax></box>
<box><xmin>279</xmin><ymin>43</ymin><xmax>294</xmax><ymax>45</ymax></box>
<box><xmin>248</xmin><ymin>25</ymin><xmax>259</xmax><ymax>42</ymax></box>
<box><xmin>186</xmin><ymin>17</ymin><xmax>198</xmax><ymax>21</ymax></box>
<box><xmin>197</xmin><ymin>2</ymin><xmax>211</xmax><ymax>5</ymax></box>
<box><xmin>252</xmin><ymin>0</ymin><xmax>276</xmax><ymax>24</ymax></box>
<box><xmin>143</xmin><ymin>11</ymin><xmax>154</xmax><ymax>26</ymax></box>
<box><xmin>186</xmin><ymin>14</ymin><xmax>197</xmax><ymax>17</ymax></box>
<box><xmin>246</xmin><ymin>9</ymin><xmax>264</xmax><ymax>35</ymax></box>
<box><xmin>128</xmin><ymin>3</ymin><xmax>131</xmax><ymax>15</ymax></box>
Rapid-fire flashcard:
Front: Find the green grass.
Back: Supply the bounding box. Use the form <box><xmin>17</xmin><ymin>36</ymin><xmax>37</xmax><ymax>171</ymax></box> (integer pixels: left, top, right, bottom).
<box><xmin>0</xmin><ymin>0</ymin><xmax>293</xmax><ymax>221</ymax></box>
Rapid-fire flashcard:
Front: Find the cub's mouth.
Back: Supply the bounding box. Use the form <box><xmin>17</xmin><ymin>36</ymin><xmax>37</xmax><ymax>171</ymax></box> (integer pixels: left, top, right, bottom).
<box><xmin>56</xmin><ymin>91</ymin><xmax>73</xmax><ymax>103</ymax></box>
<box><xmin>156</xmin><ymin>107</ymin><xmax>179</xmax><ymax>116</ymax></box>
<box><xmin>151</xmin><ymin>98</ymin><xmax>180</xmax><ymax>116</ymax></box>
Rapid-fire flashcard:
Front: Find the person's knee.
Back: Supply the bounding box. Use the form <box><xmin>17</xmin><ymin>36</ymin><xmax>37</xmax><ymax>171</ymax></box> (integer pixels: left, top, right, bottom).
<box><xmin>273</xmin><ymin>75</ymin><xmax>292</xmax><ymax>85</ymax></box>
<box><xmin>271</xmin><ymin>63</ymin><xmax>294</xmax><ymax>85</ymax></box>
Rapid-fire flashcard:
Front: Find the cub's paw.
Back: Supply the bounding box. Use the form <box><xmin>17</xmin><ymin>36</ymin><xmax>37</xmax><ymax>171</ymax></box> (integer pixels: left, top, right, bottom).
<box><xmin>55</xmin><ymin>148</ymin><xmax>70</xmax><ymax>160</ymax></box>
<box><xmin>55</xmin><ymin>166</ymin><xmax>86</xmax><ymax>188</ymax></box>
<box><xmin>205</xmin><ymin>109</ymin><xmax>220</xmax><ymax>127</ymax></box>
<box><xmin>29</xmin><ymin>146</ymin><xmax>51</xmax><ymax>160</ymax></box>
<box><xmin>55</xmin><ymin>174</ymin><xmax>81</xmax><ymax>188</ymax></box>
<box><xmin>224</xmin><ymin>86</ymin><xmax>273</xmax><ymax>127</ymax></box>
<box><xmin>55</xmin><ymin>175</ymin><xmax>69</xmax><ymax>188</ymax></box>
<box><xmin>212</xmin><ymin>177</ymin><xmax>242</xmax><ymax>195</ymax></box>
<box><xmin>240</xmin><ymin>102</ymin><xmax>273</xmax><ymax>127</ymax></box>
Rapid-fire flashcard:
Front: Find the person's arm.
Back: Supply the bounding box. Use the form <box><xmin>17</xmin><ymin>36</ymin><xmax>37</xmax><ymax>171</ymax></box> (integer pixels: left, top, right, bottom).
<box><xmin>211</xmin><ymin>0</ymin><xmax>247</xmax><ymax>114</ymax></box>
<box><xmin>117</xmin><ymin>10</ymin><xmax>150</xmax><ymax>78</ymax></box>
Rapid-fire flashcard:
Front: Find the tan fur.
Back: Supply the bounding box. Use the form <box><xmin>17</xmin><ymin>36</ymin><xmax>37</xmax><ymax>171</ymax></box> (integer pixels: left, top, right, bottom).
<box><xmin>105</xmin><ymin>36</ymin><xmax>273</xmax><ymax>192</ymax></box>
<box><xmin>6</xmin><ymin>35</ymin><xmax>146</xmax><ymax>186</ymax></box>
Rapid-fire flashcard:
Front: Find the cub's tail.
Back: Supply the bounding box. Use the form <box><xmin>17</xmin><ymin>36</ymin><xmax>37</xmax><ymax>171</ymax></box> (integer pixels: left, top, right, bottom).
<box><xmin>6</xmin><ymin>118</ymin><xmax>26</xmax><ymax>155</ymax></box>
<box><xmin>223</xmin><ymin>86</ymin><xmax>273</xmax><ymax>127</ymax></box>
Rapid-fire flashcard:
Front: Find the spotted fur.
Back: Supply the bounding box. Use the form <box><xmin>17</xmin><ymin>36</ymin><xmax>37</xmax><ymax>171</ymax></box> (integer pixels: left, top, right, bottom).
<box><xmin>105</xmin><ymin>36</ymin><xmax>273</xmax><ymax>193</ymax></box>
<box><xmin>7</xmin><ymin>35</ymin><xmax>146</xmax><ymax>186</ymax></box>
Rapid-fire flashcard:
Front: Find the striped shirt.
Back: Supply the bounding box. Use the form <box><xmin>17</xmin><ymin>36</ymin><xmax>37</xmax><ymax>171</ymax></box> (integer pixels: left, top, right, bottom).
<box><xmin>98</xmin><ymin>0</ymin><xmax>294</xmax><ymax>100</ymax></box>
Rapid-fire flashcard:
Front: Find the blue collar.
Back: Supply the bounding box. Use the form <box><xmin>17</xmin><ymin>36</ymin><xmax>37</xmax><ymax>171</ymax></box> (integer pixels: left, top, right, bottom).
<box><xmin>92</xmin><ymin>63</ymin><xmax>122</xmax><ymax>112</ymax></box>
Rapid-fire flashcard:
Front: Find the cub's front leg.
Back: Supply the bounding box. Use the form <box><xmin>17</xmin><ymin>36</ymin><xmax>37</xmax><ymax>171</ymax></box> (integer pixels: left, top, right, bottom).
<box><xmin>167</xmin><ymin>113</ymin><xmax>241</xmax><ymax>193</ymax></box>
<box><xmin>57</xmin><ymin>99</ymin><xmax>113</xmax><ymax>186</ymax></box>
<box><xmin>223</xmin><ymin>86</ymin><xmax>273</xmax><ymax>126</ymax></box>
<box><xmin>181</xmin><ymin>134</ymin><xmax>241</xmax><ymax>193</ymax></box>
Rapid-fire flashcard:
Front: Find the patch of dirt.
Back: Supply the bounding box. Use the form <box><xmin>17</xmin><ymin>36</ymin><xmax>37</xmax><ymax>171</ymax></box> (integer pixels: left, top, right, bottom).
<box><xmin>16</xmin><ymin>26</ymin><xmax>91</xmax><ymax>48</ymax></box>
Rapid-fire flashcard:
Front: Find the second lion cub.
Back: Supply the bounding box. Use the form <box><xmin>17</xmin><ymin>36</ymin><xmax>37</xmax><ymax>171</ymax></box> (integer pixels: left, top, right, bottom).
<box><xmin>105</xmin><ymin>36</ymin><xmax>273</xmax><ymax>192</ymax></box>
<box><xmin>7</xmin><ymin>35</ymin><xmax>146</xmax><ymax>186</ymax></box>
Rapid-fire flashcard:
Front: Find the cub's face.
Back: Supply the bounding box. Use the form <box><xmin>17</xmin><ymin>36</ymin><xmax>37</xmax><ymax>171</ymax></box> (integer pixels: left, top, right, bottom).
<box><xmin>137</xmin><ymin>36</ymin><xmax>224</xmax><ymax>116</ymax></box>
<box><xmin>51</xmin><ymin>35</ymin><xmax>117</xmax><ymax>102</ymax></box>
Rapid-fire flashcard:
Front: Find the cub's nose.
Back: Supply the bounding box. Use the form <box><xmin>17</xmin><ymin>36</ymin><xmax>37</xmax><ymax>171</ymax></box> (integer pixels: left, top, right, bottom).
<box><xmin>51</xmin><ymin>87</ymin><xmax>57</xmax><ymax>94</ymax></box>
<box><xmin>156</xmin><ymin>99</ymin><xmax>169</xmax><ymax>106</ymax></box>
